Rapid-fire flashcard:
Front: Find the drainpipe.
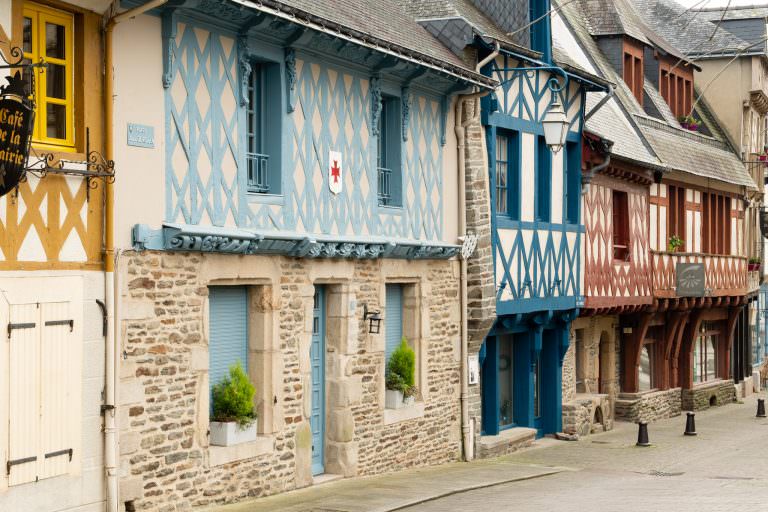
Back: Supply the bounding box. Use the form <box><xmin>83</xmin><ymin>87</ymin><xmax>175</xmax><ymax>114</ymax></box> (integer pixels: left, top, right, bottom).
<box><xmin>456</xmin><ymin>42</ymin><xmax>499</xmax><ymax>462</ymax></box>
<box><xmin>103</xmin><ymin>2</ymin><xmax>168</xmax><ymax>511</ymax></box>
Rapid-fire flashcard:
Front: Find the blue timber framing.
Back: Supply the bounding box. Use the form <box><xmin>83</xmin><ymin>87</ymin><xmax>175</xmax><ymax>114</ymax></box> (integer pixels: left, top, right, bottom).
<box><xmin>478</xmin><ymin>37</ymin><xmax>601</xmax><ymax>437</ymax></box>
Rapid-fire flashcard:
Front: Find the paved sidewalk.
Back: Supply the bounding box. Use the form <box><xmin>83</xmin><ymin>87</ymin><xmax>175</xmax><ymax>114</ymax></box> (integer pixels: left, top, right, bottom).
<box><xmin>211</xmin><ymin>457</ymin><xmax>565</xmax><ymax>512</ymax></box>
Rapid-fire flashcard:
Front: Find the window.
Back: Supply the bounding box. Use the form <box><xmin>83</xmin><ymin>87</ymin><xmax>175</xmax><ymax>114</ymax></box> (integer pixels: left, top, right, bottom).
<box><xmin>659</xmin><ymin>64</ymin><xmax>693</xmax><ymax>119</ymax></box>
<box><xmin>564</xmin><ymin>140</ymin><xmax>581</xmax><ymax>224</ymax></box>
<box><xmin>246</xmin><ymin>62</ymin><xmax>281</xmax><ymax>194</ymax></box>
<box><xmin>693</xmin><ymin>322</ymin><xmax>720</xmax><ymax>384</ymax></box>
<box><xmin>499</xmin><ymin>337</ymin><xmax>514</xmax><ymax>427</ymax></box>
<box><xmin>378</xmin><ymin>96</ymin><xmax>402</xmax><ymax>206</ymax></box>
<box><xmin>667</xmin><ymin>185</ymin><xmax>686</xmax><ymax>249</ymax></box>
<box><xmin>623</xmin><ymin>50</ymin><xmax>644</xmax><ymax>105</ymax></box>
<box><xmin>495</xmin><ymin>130</ymin><xmax>520</xmax><ymax>218</ymax></box>
<box><xmin>208</xmin><ymin>286</ymin><xmax>249</xmax><ymax>399</ymax></box>
<box><xmin>536</xmin><ymin>135</ymin><xmax>551</xmax><ymax>222</ymax></box>
<box><xmin>638</xmin><ymin>344</ymin><xmax>653</xmax><ymax>391</ymax></box>
<box><xmin>7</xmin><ymin>301</ymin><xmax>78</xmax><ymax>485</ymax></box>
<box><xmin>385</xmin><ymin>284</ymin><xmax>403</xmax><ymax>363</ymax></box>
<box><xmin>23</xmin><ymin>2</ymin><xmax>74</xmax><ymax>149</ymax></box>
<box><xmin>702</xmin><ymin>192</ymin><xmax>732</xmax><ymax>255</ymax></box>
<box><xmin>612</xmin><ymin>191</ymin><xmax>630</xmax><ymax>261</ymax></box>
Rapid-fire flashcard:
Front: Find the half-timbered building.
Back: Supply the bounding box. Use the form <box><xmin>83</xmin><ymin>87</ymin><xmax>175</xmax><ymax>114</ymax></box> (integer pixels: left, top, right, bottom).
<box><xmin>109</xmin><ymin>0</ymin><xmax>495</xmax><ymax>508</ymax></box>
<box><xmin>559</xmin><ymin>0</ymin><xmax>760</xmax><ymax>424</ymax></box>
<box><xmin>0</xmin><ymin>1</ymin><xmax>110</xmax><ymax>511</ymax></box>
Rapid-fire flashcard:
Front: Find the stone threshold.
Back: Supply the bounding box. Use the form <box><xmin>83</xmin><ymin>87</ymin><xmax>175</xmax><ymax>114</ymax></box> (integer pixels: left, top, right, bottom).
<box><xmin>479</xmin><ymin>427</ymin><xmax>537</xmax><ymax>452</ymax></box>
<box><xmin>312</xmin><ymin>473</ymin><xmax>344</xmax><ymax>486</ymax></box>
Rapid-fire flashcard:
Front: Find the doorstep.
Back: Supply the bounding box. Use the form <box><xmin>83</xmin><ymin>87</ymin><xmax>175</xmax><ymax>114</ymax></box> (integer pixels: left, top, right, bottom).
<box><xmin>312</xmin><ymin>473</ymin><xmax>344</xmax><ymax>486</ymax></box>
<box><xmin>478</xmin><ymin>427</ymin><xmax>537</xmax><ymax>459</ymax></box>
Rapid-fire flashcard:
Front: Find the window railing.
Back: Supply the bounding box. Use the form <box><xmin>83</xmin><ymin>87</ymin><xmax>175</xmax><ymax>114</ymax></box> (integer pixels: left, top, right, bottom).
<box><xmin>247</xmin><ymin>152</ymin><xmax>269</xmax><ymax>194</ymax></box>
<box><xmin>378</xmin><ymin>166</ymin><xmax>392</xmax><ymax>206</ymax></box>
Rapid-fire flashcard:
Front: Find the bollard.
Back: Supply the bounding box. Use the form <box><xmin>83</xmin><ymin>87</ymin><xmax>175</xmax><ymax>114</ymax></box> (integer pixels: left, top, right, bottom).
<box><xmin>684</xmin><ymin>412</ymin><xmax>697</xmax><ymax>436</ymax></box>
<box><xmin>757</xmin><ymin>398</ymin><xmax>766</xmax><ymax>418</ymax></box>
<box><xmin>636</xmin><ymin>421</ymin><xmax>650</xmax><ymax>447</ymax></box>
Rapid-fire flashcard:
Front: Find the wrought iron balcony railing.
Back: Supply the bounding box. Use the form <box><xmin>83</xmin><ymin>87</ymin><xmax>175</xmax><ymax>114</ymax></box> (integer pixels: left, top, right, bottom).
<box><xmin>247</xmin><ymin>152</ymin><xmax>269</xmax><ymax>194</ymax></box>
<box><xmin>378</xmin><ymin>166</ymin><xmax>392</xmax><ymax>206</ymax></box>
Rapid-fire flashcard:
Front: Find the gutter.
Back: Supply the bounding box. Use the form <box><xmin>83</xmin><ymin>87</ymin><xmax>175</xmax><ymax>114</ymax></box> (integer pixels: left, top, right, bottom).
<box><xmin>103</xmin><ymin>3</ymin><xmax>169</xmax><ymax>511</ymax></box>
<box><xmin>455</xmin><ymin>42</ymin><xmax>499</xmax><ymax>462</ymax></box>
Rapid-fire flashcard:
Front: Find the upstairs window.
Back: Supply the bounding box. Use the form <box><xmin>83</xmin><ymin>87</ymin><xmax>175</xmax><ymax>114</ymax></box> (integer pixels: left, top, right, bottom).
<box><xmin>564</xmin><ymin>140</ymin><xmax>581</xmax><ymax>224</ymax></box>
<box><xmin>702</xmin><ymin>192</ymin><xmax>732</xmax><ymax>255</ymax></box>
<box><xmin>660</xmin><ymin>66</ymin><xmax>693</xmax><ymax>120</ymax></box>
<box><xmin>536</xmin><ymin>135</ymin><xmax>551</xmax><ymax>222</ymax></box>
<box><xmin>612</xmin><ymin>190</ymin><xmax>630</xmax><ymax>261</ymax></box>
<box><xmin>23</xmin><ymin>2</ymin><xmax>74</xmax><ymax>149</ymax></box>
<box><xmin>667</xmin><ymin>185</ymin><xmax>686</xmax><ymax>250</ymax></box>
<box><xmin>623</xmin><ymin>51</ymin><xmax>643</xmax><ymax>105</ymax></box>
<box><xmin>495</xmin><ymin>130</ymin><xmax>520</xmax><ymax>219</ymax></box>
<box><xmin>246</xmin><ymin>62</ymin><xmax>281</xmax><ymax>194</ymax></box>
<box><xmin>377</xmin><ymin>96</ymin><xmax>402</xmax><ymax>207</ymax></box>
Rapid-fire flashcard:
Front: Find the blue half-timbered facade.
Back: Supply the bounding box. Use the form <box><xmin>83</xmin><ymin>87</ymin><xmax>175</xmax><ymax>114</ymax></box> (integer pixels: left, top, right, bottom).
<box><xmin>476</xmin><ymin>16</ymin><xmax>606</xmax><ymax>437</ymax></box>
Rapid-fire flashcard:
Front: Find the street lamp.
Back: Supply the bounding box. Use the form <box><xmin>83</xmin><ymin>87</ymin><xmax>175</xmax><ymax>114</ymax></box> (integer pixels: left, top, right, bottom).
<box><xmin>542</xmin><ymin>97</ymin><xmax>568</xmax><ymax>154</ymax></box>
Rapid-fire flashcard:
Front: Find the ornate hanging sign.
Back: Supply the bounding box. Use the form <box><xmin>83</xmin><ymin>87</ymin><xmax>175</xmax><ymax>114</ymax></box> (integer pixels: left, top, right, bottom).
<box><xmin>329</xmin><ymin>150</ymin><xmax>343</xmax><ymax>195</ymax></box>
<box><xmin>0</xmin><ymin>72</ymin><xmax>33</xmax><ymax>197</ymax></box>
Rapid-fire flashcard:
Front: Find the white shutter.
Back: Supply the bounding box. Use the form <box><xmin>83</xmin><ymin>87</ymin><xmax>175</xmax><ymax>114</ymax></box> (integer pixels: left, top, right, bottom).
<box><xmin>8</xmin><ymin>303</ymin><xmax>41</xmax><ymax>486</ymax></box>
<box><xmin>39</xmin><ymin>302</ymin><xmax>76</xmax><ymax>480</ymax></box>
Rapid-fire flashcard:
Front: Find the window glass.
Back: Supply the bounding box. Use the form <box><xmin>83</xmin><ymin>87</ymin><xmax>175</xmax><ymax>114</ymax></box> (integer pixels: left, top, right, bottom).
<box><xmin>639</xmin><ymin>344</ymin><xmax>653</xmax><ymax>391</ymax></box>
<box><xmin>536</xmin><ymin>135</ymin><xmax>551</xmax><ymax>222</ymax></box>
<box><xmin>498</xmin><ymin>337</ymin><xmax>514</xmax><ymax>427</ymax></box>
<box><xmin>377</xmin><ymin>96</ymin><xmax>402</xmax><ymax>206</ymax></box>
<box><xmin>495</xmin><ymin>134</ymin><xmax>508</xmax><ymax>214</ymax></box>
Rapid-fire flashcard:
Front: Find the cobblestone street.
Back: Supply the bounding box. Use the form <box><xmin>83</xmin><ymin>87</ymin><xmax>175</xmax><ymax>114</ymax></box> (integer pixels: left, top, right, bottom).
<box><xmin>219</xmin><ymin>394</ymin><xmax>768</xmax><ymax>512</ymax></box>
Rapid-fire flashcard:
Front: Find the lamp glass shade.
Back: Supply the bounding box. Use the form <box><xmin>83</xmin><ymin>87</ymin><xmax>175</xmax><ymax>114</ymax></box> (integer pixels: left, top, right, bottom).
<box><xmin>542</xmin><ymin>99</ymin><xmax>568</xmax><ymax>154</ymax></box>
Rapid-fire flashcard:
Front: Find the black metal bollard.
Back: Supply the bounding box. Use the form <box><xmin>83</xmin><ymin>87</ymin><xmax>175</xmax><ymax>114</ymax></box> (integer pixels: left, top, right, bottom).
<box><xmin>757</xmin><ymin>398</ymin><xmax>766</xmax><ymax>418</ymax></box>
<box><xmin>636</xmin><ymin>421</ymin><xmax>650</xmax><ymax>447</ymax></box>
<box><xmin>684</xmin><ymin>412</ymin><xmax>697</xmax><ymax>436</ymax></box>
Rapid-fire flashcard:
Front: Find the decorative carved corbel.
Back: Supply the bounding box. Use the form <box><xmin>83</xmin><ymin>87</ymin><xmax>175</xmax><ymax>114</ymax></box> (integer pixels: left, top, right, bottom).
<box><xmin>371</xmin><ymin>77</ymin><xmax>382</xmax><ymax>136</ymax></box>
<box><xmin>440</xmin><ymin>95</ymin><xmax>449</xmax><ymax>146</ymax></box>
<box><xmin>238</xmin><ymin>34</ymin><xmax>252</xmax><ymax>107</ymax></box>
<box><xmin>161</xmin><ymin>9</ymin><xmax>178</xmax><ymax>89</ymax></box>
<box><xmin>401</xmin><ymin>86</ymin><xmax>412</xmax><ymax>142</ymax></box>
<box><xmin>285</xmin><ymin>48</ymin><xmax>297</xmax><ymax>113</ymax></box>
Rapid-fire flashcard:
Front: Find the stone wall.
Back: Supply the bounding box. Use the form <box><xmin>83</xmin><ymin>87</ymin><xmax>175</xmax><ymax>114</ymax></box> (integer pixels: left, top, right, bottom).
<box><xmin>117</xmin><ymin>250</ymin><xmax>462</xmax><ymax>510</ymax></box>
<box><xmin>681</xmin><ymin>380</ymin><xmax>736</xmax><ymax>411</ymax></box>
<box><xmin>614</xmin><ymin>388</ymin><xmax>682</xmax><ymax>423</ymax></box>
<box><xmin>460</xmin><ymin>97</ymin><xmax>497</xmax><ymax>455</ymax></box>
<box><xmin>562</xmin><ymin>394</ymin><xmax>613</xmax><ymax>437</ymax></box>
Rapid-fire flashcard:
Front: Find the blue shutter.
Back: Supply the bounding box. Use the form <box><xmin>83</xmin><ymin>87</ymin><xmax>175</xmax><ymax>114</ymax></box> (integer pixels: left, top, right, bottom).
<box><xmin>208</xmin><ymin>286</ymin><xmax>248</xmax><ymax>392</ymax></box>
<box><xmin>385</xmin><ymin>284</ymin><xmax>403</xmax><ymax>363</ymax></box>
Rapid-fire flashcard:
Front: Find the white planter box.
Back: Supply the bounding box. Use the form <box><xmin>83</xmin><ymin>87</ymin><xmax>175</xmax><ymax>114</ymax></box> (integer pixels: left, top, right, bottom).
<box><xmin>210</xmin><ymin>420</ymin><xmax>257</xmax><ymax>447</ymax></box>
<box><xmin>385</xmin><ymin>390</ymin><xmax>415</xmax><ymax>409</ymax></box>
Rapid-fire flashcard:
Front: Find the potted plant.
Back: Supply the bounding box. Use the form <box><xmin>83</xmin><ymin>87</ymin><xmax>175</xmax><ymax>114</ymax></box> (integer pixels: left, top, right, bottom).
<box><xmin>385</xmin><ymin>337</ymin><xmax>418</xmax><ymax>409</ymax></box>
<box><xmin>209</xmin><ymin>362</ymin><xmax>257</xmax><ymax>446</ymax></box>
<box><xmin>668</xmin><ymin>235</ymin><xmax>684</xmax><ymax>253</ymax></box>
<box><xmin>748</xmin><ymin>257</ymin><xmax>761</xmax><ymax>272</ymax></box>
<box><xmin>679</xmin><ymin>115</ymin><xmax>701</xmax><ymax>132</ymax></box>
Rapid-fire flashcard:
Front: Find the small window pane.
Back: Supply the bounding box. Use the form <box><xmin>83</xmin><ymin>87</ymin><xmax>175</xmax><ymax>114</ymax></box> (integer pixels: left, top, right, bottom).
<box><xmin>23</xmin><ymin>18</ymin><xmax>32</xmax><ymax>53</ymax></box>
<box><xmin>499</xmin><ymin>338</ymin><xmax>513</xmax><ymax>427</ymax></box>
<box><xmin>45</xmin><ymin>22</ymin><xmax>66</xmax><ymax>59</ymax></box>
<box><xmin>706</xmin><ymin>336</ymin><xmax>717</xmax><ymax>381</ymax></box>
<box><xmin>46</xmin><ymin>103</ymin><xmax>66</xmax><ymax>139</ymax></box>
<box><xmin>639</xmin><ymin>345</ymin><xmax>653</xmax><ymax>391</ymax></box>
<box><xmin>46</xmin><ymin>63</ymin><xmax>66</xmax><ymax>99</ymax></box>
<box><xmin>495</xmin><ymin>135</ymin><xmax>508</xmax><ymax>213</ymax></box>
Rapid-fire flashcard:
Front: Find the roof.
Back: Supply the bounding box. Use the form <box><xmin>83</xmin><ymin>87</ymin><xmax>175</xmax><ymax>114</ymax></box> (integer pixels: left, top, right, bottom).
<box><xmin>576</xmin><ymin>0</ymin><xmax>651</xmax><ymax>45</ymax></box>
<box><xmin>629</xmin><ymin>0</ymin><xmax>755</xmax><ymax>58</ymax></box>
<box><xmin>555</xmin><ymin>0</ymin><xmax>758</xmax><ymax>190</ymax></box>
<box><xmin>231</xmin><ymin>0</ymin><xmax>497</xmax><ymax>88</ymax></box>
<box><xmin>695</xmin><ymin>5</ymin><xmax>768</xmax><ymax>21</ymax></box>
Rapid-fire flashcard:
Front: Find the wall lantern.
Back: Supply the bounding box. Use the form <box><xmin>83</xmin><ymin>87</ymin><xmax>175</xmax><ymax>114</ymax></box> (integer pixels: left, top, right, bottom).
<box><xmin>363</xmin><ymin>304</ymin><xmax>382</xmax><ymax>334</ymax></box>
<box><xmin>542</xmin><ymin>98</ymin><xmax>568</xmax><ymax>154</ymax></box>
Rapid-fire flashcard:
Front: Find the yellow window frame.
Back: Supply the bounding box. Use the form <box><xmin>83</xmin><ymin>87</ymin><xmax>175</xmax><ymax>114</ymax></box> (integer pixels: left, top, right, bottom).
<box><xmin>22</xmin><ymin>2</ymin><xmax>75</xmax><ymax>150</ymax></box>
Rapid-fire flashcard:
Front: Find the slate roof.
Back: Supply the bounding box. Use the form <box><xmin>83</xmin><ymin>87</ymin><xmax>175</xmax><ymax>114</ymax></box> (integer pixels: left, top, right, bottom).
<box><xmin>234</xmin><ymin>0</ymin><xmax>496</xmax><ymax>86</ymax></box>
<box><xmin>695</xmin><ymin>5</ymin><xmax>768</xmax><ymax>21</ymax></box>
<box><xmin>629</xmin><ymin>0</ymin><xmax>754</xmax><ymax>58</ymax></box>
<box><xmin>576</xmin><ymin>0</ymin><xmax>651</xmax><ymax>44</ymax></box>
<box><xmin>555</xmin><ymin>0</ymin><xmax>757</xmax><ymax>190</ymax></box>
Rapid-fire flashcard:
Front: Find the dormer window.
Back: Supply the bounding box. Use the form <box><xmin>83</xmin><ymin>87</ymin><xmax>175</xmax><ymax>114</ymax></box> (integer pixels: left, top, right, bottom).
<box><xmin>622</xmin><ymin>38</ymin><xmax>644</xmax><ymax>105</ymax></box>
<box><xmin>659</xmin><ymin>60</ymin><xmax>693</xmax><ymax>120</ymax></box>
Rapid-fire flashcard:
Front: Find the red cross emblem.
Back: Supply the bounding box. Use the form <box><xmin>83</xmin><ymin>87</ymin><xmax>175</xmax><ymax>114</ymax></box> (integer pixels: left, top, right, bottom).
<box><xmin>331</xmin><ymin>160</ymin><xmax>340</xmax><ymax>183</ymax></box>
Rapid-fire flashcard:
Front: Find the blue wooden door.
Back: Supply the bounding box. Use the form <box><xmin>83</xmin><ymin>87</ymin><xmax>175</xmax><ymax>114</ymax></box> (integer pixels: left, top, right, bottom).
<box><xmin>311</xmin><ymin>287</ymin><xmax>326</xmax><ymax>475</ymax></box>
<box><xmin>208</xmin><ymin>286</ymin><xmax>248</xmax><ymax>395</ymax></box>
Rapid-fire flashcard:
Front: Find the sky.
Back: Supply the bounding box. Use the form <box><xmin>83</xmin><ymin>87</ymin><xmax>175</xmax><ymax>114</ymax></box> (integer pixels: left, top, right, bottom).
<box><xmin>675</xmin><ymin>0</ymin><xmax>768</xmax><ymax>6</ymax></box>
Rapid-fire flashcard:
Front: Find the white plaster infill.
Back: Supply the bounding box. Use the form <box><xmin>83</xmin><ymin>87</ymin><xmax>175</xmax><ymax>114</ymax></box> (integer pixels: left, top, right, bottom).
<box><xmin>209</xmin><ymin>436</ymin><xmax>273</xmax><ymax>467</ymax></box>
<box><xmin>479</xmin><ymin>427</ymin><xmax>537</xmax><ymax>452</ymax></box>
<box><xmin>383</xmin><ymin>402</ymin><xmax>425</xmax><ymax>425</ymax></box>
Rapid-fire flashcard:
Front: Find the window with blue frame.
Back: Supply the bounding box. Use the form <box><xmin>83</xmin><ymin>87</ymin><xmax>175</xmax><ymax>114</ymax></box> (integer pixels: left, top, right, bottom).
<box><xmin>536</xmin><ymin>135</ymin><xmax>552</xmax><ymax>222</ymax></box>
<box><xmin>208</xmin><ymin>286</ymin><xmax>249</xmax><ymax>400</ymax></box>
<box><xmin>564</xmin><ymin>140</ymin><xmax>581</xmax><ymax>224</ymax></box>
<box><xmin>378</xmin><ymin>96</ymin><xmax>402</xmax><ymax>207</ymax></box>
<box><xmin>495</xmin><ymin>130</ymin><xmax>520</xmax><ymax>219</ymax></box>
<box><xmin>246</xmin><ymin>61</ymin><xmax>282</xmax><ymax>194</ymax></box>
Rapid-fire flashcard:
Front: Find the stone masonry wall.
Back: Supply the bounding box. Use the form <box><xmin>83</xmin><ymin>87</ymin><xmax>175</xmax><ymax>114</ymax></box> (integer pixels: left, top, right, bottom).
<box><xmin>681</xmin><ymin>380</ymin><xmax>736</xmax><ymax>411</ymax></box>
<box><xmin>614</xmin><ymin>388</ymin><xmax>682</xmax><ymax>423</ymax></box>
<box><xmin>461</xmin><ymin>97</ymin><xmax>497</xmax><ymax>455</ymax></box>
<box><xmin>116</xmin><ymin>251</ymin><xmax>462</xmax><ymax>511</ymax></box>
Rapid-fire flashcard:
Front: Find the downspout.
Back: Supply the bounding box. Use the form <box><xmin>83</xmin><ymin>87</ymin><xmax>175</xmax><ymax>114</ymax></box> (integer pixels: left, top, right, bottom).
<box><xmin>103</xmin><ymin>2</ymin><xmax>168</xmax><ymax>511</ymax></box>
<box><xmin>456</xmin><ymin>42</ymin><xmax>499</xmax><ymax>462</ymax></box>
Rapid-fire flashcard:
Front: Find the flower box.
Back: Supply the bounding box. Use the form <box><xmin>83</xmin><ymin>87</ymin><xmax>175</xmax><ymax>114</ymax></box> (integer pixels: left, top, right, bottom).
<box><xmin>749</xmin><ymin>263</ymin><xmax>761</xmax><ymax>272</ymax></box>
<box><xmin>681</xmin><ymin>122</ymin><xmax>699</xmax><ymax>132</ymax></box>
<box><xmin>385</xmin><ymin>389</ymin><xmax>415</xmax><ymax>409</ymax></box>
<box><xmin>210</xmin><ymin>420</ymin><xmax>258</xmax><ymax>446</ymax></box>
